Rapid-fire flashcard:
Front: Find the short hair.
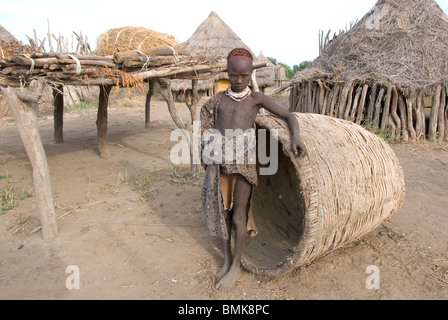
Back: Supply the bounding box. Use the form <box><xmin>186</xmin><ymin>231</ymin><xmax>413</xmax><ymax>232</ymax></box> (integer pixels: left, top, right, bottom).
<box><xmin>227</xmin><ymin>48</ymin><xmax>253</xmax><ymax>61</ymax></box>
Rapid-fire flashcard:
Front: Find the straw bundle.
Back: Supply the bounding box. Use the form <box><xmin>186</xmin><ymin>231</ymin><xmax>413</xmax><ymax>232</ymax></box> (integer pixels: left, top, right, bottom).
<box><xmin>242</xmin><ymin>112</ymin><xmax>405</xmax><ymax>276</ymax></box>
<box><xmin>96</xmin><ymin>26</ymin><xmax>178</xmax><ymax>56</ymax></box>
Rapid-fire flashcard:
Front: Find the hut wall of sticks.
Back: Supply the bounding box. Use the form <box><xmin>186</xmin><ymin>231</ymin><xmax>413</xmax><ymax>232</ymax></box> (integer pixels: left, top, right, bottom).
<box><xmin>285</xmin><ymin>0</ymin><xmax>448</xmax><ymax>141</ymax></box>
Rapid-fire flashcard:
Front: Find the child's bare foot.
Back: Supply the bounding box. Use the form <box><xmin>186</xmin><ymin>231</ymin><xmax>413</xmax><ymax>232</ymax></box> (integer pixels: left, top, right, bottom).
<box><xmin>216</xmin><ymin>267</ymin><xmax>241</xmax><ymax>291</ymax></box>
<box><xmin>216</xmin><ymin>262</ymin><xmax>231</xmax><ymax>281</ymax></box>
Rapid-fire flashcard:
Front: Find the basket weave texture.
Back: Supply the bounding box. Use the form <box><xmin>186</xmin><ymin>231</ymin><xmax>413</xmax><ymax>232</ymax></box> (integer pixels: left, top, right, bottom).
<box><xmin>243</xmin><ymin>113</ymin><xmax>405</xmax><ymax>276</ymax></box>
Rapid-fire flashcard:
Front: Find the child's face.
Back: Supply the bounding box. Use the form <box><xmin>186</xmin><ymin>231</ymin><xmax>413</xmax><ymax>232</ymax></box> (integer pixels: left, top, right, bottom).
<box><xmin>227</xmin><ymin>57</ymin><xmax>253</xmax><ymax>93</ymax></box>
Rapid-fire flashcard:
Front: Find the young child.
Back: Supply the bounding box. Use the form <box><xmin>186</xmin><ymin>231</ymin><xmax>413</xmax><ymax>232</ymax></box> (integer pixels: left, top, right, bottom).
<box><xmin>200</xmin><ymin>48</ymin><xmax>307</xmax><ymax>291</ymax></box>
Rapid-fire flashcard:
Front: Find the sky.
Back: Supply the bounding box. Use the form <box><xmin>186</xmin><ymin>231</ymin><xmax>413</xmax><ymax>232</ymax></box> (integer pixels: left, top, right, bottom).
<box><xmin>1</xmin><ymin>0</ymin><xmax>448</xmax><ymax>67</ymax></box>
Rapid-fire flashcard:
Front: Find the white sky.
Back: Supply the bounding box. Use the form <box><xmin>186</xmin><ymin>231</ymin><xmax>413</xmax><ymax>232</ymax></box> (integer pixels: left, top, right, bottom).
<box><xmin>1</xmin><ymin>0</ymin><xmax>448</xmax><ymax>67</ymax></box>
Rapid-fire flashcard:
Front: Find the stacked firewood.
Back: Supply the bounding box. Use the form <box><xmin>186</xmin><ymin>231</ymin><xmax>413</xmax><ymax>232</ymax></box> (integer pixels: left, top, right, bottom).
<box><xmin>112</xmin><ymin>43</ymin><xmax>207</xmax><ymax>72</ymax></box>
<box><xmin>0</xmin><ymin>43</ymin><xmax>214</xmax><ymax>85</ymax></box>
<box><xmin>0</xmin><ymin>52</ymin><xmax>115</xmax><ymax>79</ymax></box>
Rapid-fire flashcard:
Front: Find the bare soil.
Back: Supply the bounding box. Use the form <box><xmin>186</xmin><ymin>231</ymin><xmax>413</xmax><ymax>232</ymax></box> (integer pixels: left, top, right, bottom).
<box><xmin>0</xmin><ymin>92</ymin><xmax>447</xmax><ymax>300</ymax></box>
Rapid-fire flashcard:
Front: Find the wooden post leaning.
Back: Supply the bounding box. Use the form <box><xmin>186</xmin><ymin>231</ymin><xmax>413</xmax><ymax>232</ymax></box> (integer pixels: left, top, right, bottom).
<box><xmin>2</xmin><ymin>81</ymin><xmax>58</xmax><ymax>240</ymax></box>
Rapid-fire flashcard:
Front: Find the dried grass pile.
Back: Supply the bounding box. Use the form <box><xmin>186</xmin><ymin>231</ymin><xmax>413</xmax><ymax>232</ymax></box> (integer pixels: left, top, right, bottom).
<box><xmin>96</xmin><ymin>26</ymin><xmax>178</xmax><ymax>56</ymax></box>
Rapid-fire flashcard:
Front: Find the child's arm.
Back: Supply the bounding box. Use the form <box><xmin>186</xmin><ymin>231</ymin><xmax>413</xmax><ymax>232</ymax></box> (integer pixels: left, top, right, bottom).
<box><xmin>255</xmin><ymin>93</ymin><xmax>308</xmax><ymax>158</ymax></box>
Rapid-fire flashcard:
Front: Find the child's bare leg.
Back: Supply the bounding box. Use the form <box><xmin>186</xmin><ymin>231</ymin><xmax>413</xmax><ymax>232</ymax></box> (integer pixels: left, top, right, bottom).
<box><xmin>216</xmin><ymin>209</ymin><xmax>232</xmax><ymax>281</ymax></box>
<box><xmin>216</xmin><ymin>175</ymin><xmax>251</xmax><ymax>290</ymax></box>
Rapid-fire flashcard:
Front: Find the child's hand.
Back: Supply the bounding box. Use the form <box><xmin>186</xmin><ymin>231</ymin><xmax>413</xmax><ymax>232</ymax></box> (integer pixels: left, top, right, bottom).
<box><xmin>291</xmin><ymin>138</ymin><xmax>308</xmax><ymax>158</ymax></box>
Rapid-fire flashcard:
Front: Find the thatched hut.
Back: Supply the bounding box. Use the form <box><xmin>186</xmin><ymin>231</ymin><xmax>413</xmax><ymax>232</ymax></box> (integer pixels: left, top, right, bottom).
<box><xmin>255</xmin><ymin>52</ymin><xmax>275</xmax><ymax>93</ymax></box>
<box><xmin>274</xmin><ymin>64</ymin><xmax>289</xmax><ymax>87</ymax></box>
<box><xmin>287</xmin><ymin>0</ymin><xmax>448</xmax><ymax>141</ymax></box>
<box><xmin>171</xmin><ymin>11</ymin><xmax>272</xmax><ymax>101</ymax></box>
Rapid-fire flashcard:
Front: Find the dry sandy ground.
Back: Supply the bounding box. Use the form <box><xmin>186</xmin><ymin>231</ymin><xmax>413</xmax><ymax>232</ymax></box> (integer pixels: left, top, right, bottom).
<box><xmin>0</xmin><ymin>92</ymin><xmax>447</xmax><ymax>300</ymax></box>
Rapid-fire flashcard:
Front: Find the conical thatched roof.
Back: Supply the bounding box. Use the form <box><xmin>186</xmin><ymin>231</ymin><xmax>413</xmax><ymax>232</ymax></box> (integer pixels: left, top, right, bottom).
<box><xmin>294</xmin><ymin>0</ymin><xmax>448</xmax><ymax>92</ymax></box>
<box><xmin>171</xmin><ymin>11</ymin><xmax>258</xmax><ymax>92</ymax></box>
<box><xmin>0</xmin><ymin>25</ymin><xmax>16</xmax><ymax>43</ymax></box>
<box><xmin>184</xmin><ymin>11</ymin><xmax>254</xmax><ymax>60</ymax></box>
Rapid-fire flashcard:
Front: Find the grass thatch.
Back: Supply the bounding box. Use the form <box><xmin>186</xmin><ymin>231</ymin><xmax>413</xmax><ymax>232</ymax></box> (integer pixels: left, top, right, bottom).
<box><xmin>185</xmin><ymin>11</ymin><xmax>253</xmax><ymax>61</ymax></box>
<box><xmin>96</xmin><ymin>26</ymin><xmax>178</xmax><ymax>56</ymax></box>
<box><xmin>255</xmin><ymin>52</ymin><xmax>275</xmax><ymax>89</ymax></box>
<box><xmin>172</xmin><ymin>11</ymin><xmax>274</xmax><ymax>93</ymax></box>
<box><xmin>295</xmin><ymin>0</ymin><xmax>448</xmax><ymax>93</ymax></box>
<box><xmin>0</xmin><ymin>25</ymin><xmax>16</xmax><ymax>43</ymax></box>
<box><xmin>284</xmin><ymin>0</ymin><xmax>448</xmax><ymax>141</ymax></box>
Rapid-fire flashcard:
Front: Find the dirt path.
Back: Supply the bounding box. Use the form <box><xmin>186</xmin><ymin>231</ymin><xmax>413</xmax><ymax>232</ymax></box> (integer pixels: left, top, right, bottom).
<box><xmin>0</xmin><ymin>94</ymin><xmax>447</xmax><ymax>300</ymax></box>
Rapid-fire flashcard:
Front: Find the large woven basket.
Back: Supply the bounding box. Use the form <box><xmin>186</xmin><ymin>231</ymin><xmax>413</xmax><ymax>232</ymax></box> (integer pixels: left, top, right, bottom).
<box><xmin>243</xmin><ymin>112</ymin><xmax>405</xmax><ymax>276</ymax></box>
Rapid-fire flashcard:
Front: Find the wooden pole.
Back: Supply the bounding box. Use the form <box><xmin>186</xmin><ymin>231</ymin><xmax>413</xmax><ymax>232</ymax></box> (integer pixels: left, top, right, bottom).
<box><xmin>367</xmin><ymin>84</ymin><xmax>377</xmax><ymax>121</ymax></box>
<box><xmin>2</xmin><ymin>83</ymin><xmax>58</xmax><ymax>240</ymax></box>
<box><xmin>337</xmin><ymin>83</ymin><xmax>351</xmax><ymax>119</ymax></box>
<box><xmin>189</xmin><ymin>79</ymin><xmax>201</xmax><ymax>174</ymax></box>
<box><xmin>298</xmin><ymin>85</ymin><xmax>305</xmax><ymax>113</ymax></box>
<box><xmin>405</xmin><ymin>89</ymin><xmax>417</xmax><ymax>140</ymax></box>
<box><xmin>311</xmin><ymin>83</ymin><xmax>318</xmax><ymax>113</ymax></box>
<box><xmin>416</xmin><ymin>89</ymin><xmax>425</xmax><ymax>140</ymax></box>
<box><xmin>306</xmin><ymin>81</ymin><xmax>312</xmax><ymax>113</ymax></box>
<box><xmin>96</xmin><ymin>85</ymin><xmax>112</xmax><ymax>159</ymax></box>
<box><xmin>251</xmin><ymin>69</ymin><xmax>260</xmax><ymax>92</ymax></box>
<box><xmin>438</xmin><ymin>85</ymin><xmax>446</xmax><ymax>141</ymax></box>
<box><xmin>445</xmin><ymin>84</ymin><xmax>448</xmax><ymax>141</ymax></box>
<box><xmin>390</xmin><ymin>86</ymin><xmax>401</xmax><ymax>137</ymax></box>
<box><xmin>397</xmin><ymin>92</ymin><xmax>409</xmax><ymax>141</ymax></box>
<box><xmin>350</xmin><ymin>85</ymin><xmax>362</xmax><ymax>120</ymax></box>
<box><xmin>145</xmin><ymin>79</ymin><xmax>155</xmax><ymax>128</ymax></box>
<box><xmin>380</xmin><ymin>86</ymin><xmax>392</xmax><ymax>131</ymax></box>
<box><xmin>373</xmin><ymin>88</ymin><xmax>385</xmax><ymax>128</ymax></box>
<box><xmin>428</xmin><ymin>85</ymin><xmax>442</xmax><ymax>141</ymax></box>
<box><xmin>325</xmin><ymin>85</ymin><xmax>334</xmax><ymax>116</ymax></box>
<box><xmin>328</xmin><ymin>84</ymin><xmax>340</xmax><ymax>117</ymax></box>
<box><xmin>155</xmin><ymin>78</ymin><xmax>187</xmax><ymax>131</ymax></box>
<box><xmin>343</xmin><ymin>83</ymin><xmax>355</xmax><ymax>120</ymax></box>
<box><xmin>52</xmin><ymin>85</ymin><xmax>64</xmax><ymax>143</ymax></box>
<box><xmin>296</xmin><ymin>84</ymin><xmax>303</xmax><ymax>113</ymax></box>
<box><xmin>289</xmin><ymin>84</ymin><xmax>296</xmax><ymax>112</ymax></box>
<box><xmin>388</xmin><ymin>115</ymin><xmax>396</xmax><ymax>138</ymax></box>
<box><xmin>322</xmin><ymin>86</ymin><xmax>330</xmax><ymax>115</ymax></box>
<box><xmin>317</xmin><ymin>80</ymin><xmax>325</xmax><ymax>114</ymax></box>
